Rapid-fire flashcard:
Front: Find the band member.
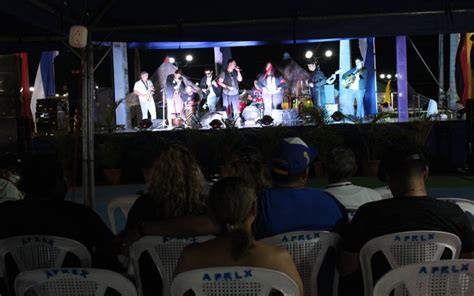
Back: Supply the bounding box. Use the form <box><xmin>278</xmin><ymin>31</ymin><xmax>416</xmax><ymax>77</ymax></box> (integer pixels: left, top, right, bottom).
<box><xmin>218</xmin><ymin>59</ymin><xmax>243</xmax><ymax>119</ymax></box>
<box><xmin>182</xmin><ymin>85</ymin><xmax>201</xmax><ymax>126</ymax></box>
<box><xmin>255</xmin><ymin>62</ymin><xmax>286</xmax><ymax>116</ymax></box>
<box><xmin>307</xmin><ymin>59</ymin><xmax>328</xmax><ymax>107</ymax></box>
<box><xmin>199</xmin><ymin>68</ymin><xmax>221</xmax><ymax>113</ymax></box>
<box><xmin>165</xmin><ymin>69</ymin><xmax>186</xmax><ymax>125</ymax></box>
<box><xmin>342</xmin><ymin>57</ymin><xmax>367</xmax><ymax>118</ymax></box>
<box><xmin>133</xmin><ymin>71</ymin><xmax>156</xmax><ymax>120</ymax></box>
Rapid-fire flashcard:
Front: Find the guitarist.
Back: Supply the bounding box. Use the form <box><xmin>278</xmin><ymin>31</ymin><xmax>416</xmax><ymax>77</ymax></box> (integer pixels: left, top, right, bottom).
<box><xmin>342</xmin><ymin>57</ymin><xmax>367</xmax><ymax>118</ymax></box>
<box><xmin>199</xmin><ymin>68</ymin><xmax>221</xmax><ymax>113</ymax></box>
<box><xmin>307</xmin><ymin>59</ymin><xmax>337</xmax><ymax>108</ymax></box>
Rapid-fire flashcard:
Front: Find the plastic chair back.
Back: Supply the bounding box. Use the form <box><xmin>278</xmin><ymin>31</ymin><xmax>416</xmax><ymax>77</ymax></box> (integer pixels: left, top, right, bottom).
<box><xmin>373</xmin><ymin>259</ymin><xmax>474</xmax><ymax>296</ymax></box>
<box><xmin>0</xmin><ymin>235</ymin><xmax>92</xmax><ymax>294</ymax></box>
<box><xmin>171</xmin><ymin>266</ymin><xmax>299</xmax><ymax>296</ymax></box>
<box><xmin>261</xmin><ymin>231</ymin><xmax>341</xmax><ymax>296</ymax></box>
<box><xmin>107</xmin><ymin>195</ymin><xmax>138</xmax><ymax>234</ymax></box>
<box><xmin>359</xmin><ymin>230</ymin><xmax>461</xmax><ymax>296</ymax></box>
<box><xmin>130</xmin><ymin>235</ymin><xmax>214</xmax><ymax>296</ymax></box>
<box><xmin>15</xmin><ymin>268</ymin><xmax>137</xmax><ymax>296</ymax></box>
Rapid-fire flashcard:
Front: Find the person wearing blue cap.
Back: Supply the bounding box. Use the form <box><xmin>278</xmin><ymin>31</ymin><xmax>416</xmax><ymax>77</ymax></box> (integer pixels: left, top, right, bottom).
<box><xmin>253</xmin><ymin>137</ymin><xmax>347</xmax><ymax>240</ymax></box>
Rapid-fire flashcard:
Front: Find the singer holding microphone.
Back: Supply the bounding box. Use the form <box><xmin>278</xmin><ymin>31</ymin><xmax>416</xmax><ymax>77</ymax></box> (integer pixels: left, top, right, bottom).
<box><xmin>218</xmin><ymin>59</ymin><xmax>243</xmax><ymax>119</ymax></box>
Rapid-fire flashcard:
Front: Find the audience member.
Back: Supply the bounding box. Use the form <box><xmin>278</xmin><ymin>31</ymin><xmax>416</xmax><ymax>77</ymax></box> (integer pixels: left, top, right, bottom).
<box><xmin>0</xmin><ymin>155</ymin><xmax>23</xmax><ymax>203</ymax></box>
<box><xmin>175</xmin><ymin>177</ymin><xmax>304</xmax><ymax>295</ymax></box>
<box><xmin>221</xmin><ymin>146</ymin><xmax>270</xmax><ymax>193</ymax></box>
<box><xmin>253</xmin><ymin>137</ymin><xmax>347</xmax><ymax>239</ymax></box>
<box><xmin>0</xmin><ymin>154</ymin><xmax>121</xmax><ymax>271</ymax></box>
<box><xmin>324</xmin><ymin>147</ymin><xmax>382</xmax><ymax>209</ymax></box>
<box><xmin>339</xmin><ymin>145</ymin><xmax>474</xmax><ymax>295</ymax></box>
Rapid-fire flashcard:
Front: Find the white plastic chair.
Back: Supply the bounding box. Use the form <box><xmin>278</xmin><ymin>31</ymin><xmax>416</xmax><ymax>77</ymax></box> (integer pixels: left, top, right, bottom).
<box><xmin>0</xmin><ymin>235</ymin><xmax>92</xmax><ymax>294</ymax></box>
<box><xmin>107</xmin><ymin>195</ymin><xmax>138</xmax><ymax>234</ymax></box>
<box><xmin>261</xmin><ymin>231</ymin><xmax>341</xmax><ymax>296</ymax></box>
<box><xmin>373</xmin><ymin>259</ymin><xmax>474</xmax><ymax>296</ymax></box>
<box><xmin>15</xmin><ymin>268</ymin><xmax>138</xmax><ymax>296</ymax></box>
<box><xmin>360</xmin><ymin>230</ymin><xmax>461</xmax><ymax>296</ymax></box>
<box><xmin>171</xmin><ymin>266</ymin><xmax>299</xmax><ymax>296</ymax></box>
<box><xmin>130</xmin><ymin>235</ymin><xmax>214</xmax><ymax>296</ymax></box>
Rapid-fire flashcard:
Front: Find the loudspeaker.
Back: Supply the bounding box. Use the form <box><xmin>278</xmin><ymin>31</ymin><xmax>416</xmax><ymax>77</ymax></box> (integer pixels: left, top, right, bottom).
<box><xmin>69</xmin><ymin>26</ymin><xmax>88</xmax><ymax>48</ymax></box>
<box><xmin>0</xmin><ymin>55</ymin><xmax>20</xmax><ymax>117</ymax></box>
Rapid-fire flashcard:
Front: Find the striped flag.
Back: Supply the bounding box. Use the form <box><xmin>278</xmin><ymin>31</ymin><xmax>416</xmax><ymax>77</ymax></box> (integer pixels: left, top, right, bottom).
<box><xmin>30</xmin><ymin>51</ymin><xmax>58</xmax><ymax>128</ymax></box>
<box><xmin>384</xmin><ymin>79</ymin><xmax>392</xmax><ymax>104</ymax></box>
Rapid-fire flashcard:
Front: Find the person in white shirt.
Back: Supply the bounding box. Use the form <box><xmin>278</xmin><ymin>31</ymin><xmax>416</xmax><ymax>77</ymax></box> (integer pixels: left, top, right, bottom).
<box><xmin>0</xmin><ymin>156</ymin><xmax>23</xmax><ymax>203</ymax></box>
<box><xmin>254</xmin><ymin>63</ymin><xmax>286</xmax><ymax>116</ymax></box>
<box><xmin>133</xmin><ymin>71</ymin><xmax>156</xmax><ymax>120</ymax></box>
<box><xmin>324</xmin><ymin>147</ymin><xmax>382</xmax><ymax>209</ymax></box>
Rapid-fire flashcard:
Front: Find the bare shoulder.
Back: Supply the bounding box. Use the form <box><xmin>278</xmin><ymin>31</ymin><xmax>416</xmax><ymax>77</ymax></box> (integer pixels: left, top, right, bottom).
<box><xmin>254</xmin><ymin>241</ymin><xmax>293</xmax><ymax>264</ymax></box>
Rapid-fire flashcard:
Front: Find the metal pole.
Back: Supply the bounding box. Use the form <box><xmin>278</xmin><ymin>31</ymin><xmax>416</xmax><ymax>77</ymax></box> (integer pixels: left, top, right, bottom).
<box><xmin>82</xmin><ymin>30</ymin><xmax>95</xmax><ymax>208</ymax></box>
<box><xmin>438</xmin><ymin>34</ymin><xmax>445</xmax><ymax>105</ymax></box>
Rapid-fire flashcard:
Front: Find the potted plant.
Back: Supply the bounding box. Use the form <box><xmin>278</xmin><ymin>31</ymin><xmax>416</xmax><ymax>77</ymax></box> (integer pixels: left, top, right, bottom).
<box><xmin>98</xmin><ymin>135</ymin><xmax>123</xmax><ymax>185</ymax></box>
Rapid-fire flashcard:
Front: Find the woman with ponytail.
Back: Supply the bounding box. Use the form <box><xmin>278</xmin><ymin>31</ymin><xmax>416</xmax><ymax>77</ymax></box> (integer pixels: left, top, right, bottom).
<box><xmin>174</xmin><ymin>177</ymin><xmax>303</xmax><ymax>295</ymax></box>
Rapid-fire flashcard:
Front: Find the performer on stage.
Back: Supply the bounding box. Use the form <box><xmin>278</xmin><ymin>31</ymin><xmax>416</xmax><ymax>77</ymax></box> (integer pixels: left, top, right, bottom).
<box><xmin>342</xmin><ymin>57</ymin><xmax>367</xmax><ymax>118</ymax></box>
<box><xmin>255</xmin><ymin>62</ymin><xmax>286</xmax><ymax>116</ymax></box>
<box><xmin>218</xmin><ymin>59</ymin><xmax>243</xmax><ymax>119</ymax></box>
<box><xmin>199</xmin><ymin>68</ymin><xmax>221</xmax><ymax>113</ymax></box>
<box><xmin>133</xmin><ymin>71</ymin><xmax>156</xmax><ymax>120</ymax></box>
<box><xmin>307</xmin><ymin>59</ymin><xmax>328</xmax><ymax>107</ymax></box>
<box><xmin>182</xmin><ymin>85</ymin><xmax>201</xmax><ymax>126</ymax></box>
<box><xmin>165</xmin><ymin>69</ymin><xmax>186</xmax><ymax>125</ymax></box>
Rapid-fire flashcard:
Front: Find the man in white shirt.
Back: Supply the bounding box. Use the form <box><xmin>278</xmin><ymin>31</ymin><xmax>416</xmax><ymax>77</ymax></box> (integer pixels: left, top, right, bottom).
<box><xmin>133</xmin><ymin>71</ymin><xmax>156</xmax><ymax>120</ymax></box>
<box><xmin>0</xmin><ymin>156</ymin><xmax>23</xmax><ymax>203</ymax></box>
<box><xmin>324</xmin><ymin>147</ymin><xmax>382</xmax><ymax>209</ymax></box>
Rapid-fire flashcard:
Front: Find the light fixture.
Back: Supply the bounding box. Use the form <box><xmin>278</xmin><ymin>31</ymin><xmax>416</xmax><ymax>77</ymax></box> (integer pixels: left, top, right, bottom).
<box><xmin>324</xmin><ymin>50</ymin><xmax>333</xmax><ymax>58</ymax></box>
<box><xmin>331</xmin><ymin>111</ymin><xmax>345</xmax><ymax>122</ymax></box>
<box><xmin>379</xmin><ymin>74</ymin><xmax>386</xmax><ymax>79</ymax></box>
<box><xmin>95</xmin><ymin>85</ymin><xmax>99</xmax><ymax>89</ymax></box>
<box><xmin>185</xmin><ymin>54</ymin><xmax>193</xmax><ymax>62</ymax></box>
<box><xmin>395</xmin><ymin>74</ymin><xmax>399</xmax><ymax>78</ymax></box>
<box><xmin>305</xmin><ymin>50</ymin><xmax>314</xmax><ymax>59</ymax></box>
<box><xmin>209</xmin><ymin>119</ymin><xmax>223</xmax><ymax>129</ymax></box>
<box><xmin>55</xmin><ymin>94</ymin><xmax>59</xmax><ymax>97</ymax></box>
<box><xmin>169</xmin><ymin>57</ymin><xmax>176</xmax><ymax>64</ymax></box>
<box><xmin>386</xmin><ymin>74</ymin><xmax>392</xmax><ymax>79</ymax></box>
<box><xmin>29</xmin><ymin>86</ymin><xmax>34</xmax><ymax>92</ymax></box>
<box><xmin>257</xmin><ymin>115</ymin><xmax>274</xmax><ymax>126</ymax></box>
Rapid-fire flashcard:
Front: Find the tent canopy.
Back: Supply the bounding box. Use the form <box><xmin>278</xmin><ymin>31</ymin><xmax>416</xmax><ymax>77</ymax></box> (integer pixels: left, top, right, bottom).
<box><xmin>1</xmin><ymin>0</ymin><xmax>474</xmax><ymax>51</ymax></box>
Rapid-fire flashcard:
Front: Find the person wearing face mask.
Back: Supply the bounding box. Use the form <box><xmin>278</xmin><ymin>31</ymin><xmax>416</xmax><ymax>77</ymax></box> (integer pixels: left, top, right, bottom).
<box><xmin>0</xmin><ymin>155</ymin><xmax>23</xmax><ymax>203</ymax></box>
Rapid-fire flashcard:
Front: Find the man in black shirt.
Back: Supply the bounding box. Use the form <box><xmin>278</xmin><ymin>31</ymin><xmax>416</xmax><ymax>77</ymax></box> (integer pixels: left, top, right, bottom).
<box><xmin>339</xmin><ymin>145</ymin><xmax>474</xmax><ymax>295</ymax></box>
<box><xmin>0</xmin><ymin>155</ymin><xmax>121</xmax><ymax>271</ymax></box>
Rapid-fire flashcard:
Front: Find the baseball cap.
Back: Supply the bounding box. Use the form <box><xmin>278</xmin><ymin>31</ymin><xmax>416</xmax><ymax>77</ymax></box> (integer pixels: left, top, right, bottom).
<box><xmin>271</xmin><ymin>137</ymin><xmax>317</xmax><ymax>176</ymax></box>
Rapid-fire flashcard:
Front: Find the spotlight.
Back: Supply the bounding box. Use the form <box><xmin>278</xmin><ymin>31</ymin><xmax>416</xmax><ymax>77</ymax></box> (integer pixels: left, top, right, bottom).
<box><xmin>379</xmin><ymin>74</ymin><xmax>386</xmax><ymax>79</ymax></box>
<box><xmin>386</xmin><ymin>74</ymin><xmax>392</xmax><ymax>79</ymax></box>
<box><xmin>95</xmin><ymin>85</ymin><xmax>99</xmax><ymax>89</ymax></box>
<box><xmin>331</xmin><ymin>111</ymin><xmax>344</xmax><ymax>122</ymax></box>
<box><xmin>29</xmin><ymin>87</ymin><xmax>34</xmax><ymax>92</ymax></box>
<box><xmin>209</xmin><ymin>119</ymin><xmax>223</xmax><ymax>129</ymax></box>
<box><xmin>139</xmin><ymin>119</ymin><xmax>152</xmax><ymax>129</ymax></box>
<box><xmin>395</xmin><ymin>74</ymin><xmax>399</xmax><ymax>78</ymax></box>
<box><xmin>257</xmin><ymin>115</ymin><xmax>274</xmax><ymax>126</ymax></box>
<box><xmin>324</xmin><ymin>50</ymin><xmax>333</xmax><ymax>58</ymax></box>
<box><xmin>169</xmin><ymin>57</ymin><xmax>176</xmax><ymax>64</ymax></box>
<box><xmin>305</xmin><ymin>50</ymin><xmax>314</xmax><ymax>59</ymax></box>
<box><xmin>55</xmin><ymin>94</ymin><xmax>59</xmax><ymax>97</ymax></box>
<box><xmin>185</xmin><ymin>54</ymin><xmax>193</xmax><ymax>62</ymax></box>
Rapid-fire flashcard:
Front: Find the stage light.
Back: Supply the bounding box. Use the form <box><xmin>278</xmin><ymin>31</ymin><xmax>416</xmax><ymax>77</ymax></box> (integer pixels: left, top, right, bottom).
<box><xmin>386</xmin><ymin>74</ymin><xmax>392</xmax><ymax>79</ymax></box>
<box><xmin>29</xmin><ymin>87</ymin><xmax>34</xmax><ymax>92</ymax></box>
<box><xmin>139</xmin><ymin>119</ymin><xmax>153</xmax><ymax>129</ymax></box>
<box><xmin>95</xmin><ymin>85</ymin><xmax>99</xmax><ymax>89</ymax></box>
<box><xmin>379</xmin><ymin>74</ymin><xmax>386</xmax><ymax>79</ymax></box>
<box><xmin>55</xmin><ymin>94</ymin><xmax>59</xmax><ymax>97</ymax></box>
<box><xmin>169</xmin><ymin>57</ymin><xmax>176</xmax><ymax>64</ymax></box>
<box><xmin>305</xmin><ymin>50</ymin><xmax>314</xmax><ymax>59</ymax></box>
<box><xmin>257</xmin><ymin>115</ymin><xmax>274</xmax><ymax>126</ymax></box>
<box><xmin>185</xmin><ymin>54</ymin><xmax>193</xmax><ymax>62</ymax></box>
<box><xmin>331</xmin><ymin>111</ymin><xmax>345</xmax><ymax>122</ymax></box>
<box><xmin>209</xmin><ymin>119</ymin><xmax>223</xmax><ymax>129</ymax></box>
<box><xmin>325</xmin><ymin>50</ymin><xmax>333</xmax><ymax>57</ymax></box>
<box><xmin>395</xmin><ymin>74</ymin><xmax>399</xmax><ymax>78</ymax></box>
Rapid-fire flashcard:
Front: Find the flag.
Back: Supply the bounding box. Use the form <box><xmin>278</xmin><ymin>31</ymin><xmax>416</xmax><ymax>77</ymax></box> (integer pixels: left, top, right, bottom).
<box><xmin>30</xmin><ymin>51</ymin><xmax>58</xmax><ymax>128</ymax></box>
<box><xmin>384</xmin><ymin>79</ymin><xmax>392</xmax><ymax>104</ymax></box>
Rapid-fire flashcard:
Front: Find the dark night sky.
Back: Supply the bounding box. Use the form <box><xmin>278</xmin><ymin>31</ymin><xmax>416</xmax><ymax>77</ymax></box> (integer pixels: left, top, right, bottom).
<box><xmin>27</xmin><ymin>35</ymin><xmax>446</xmax><ymax>99</ymax></box>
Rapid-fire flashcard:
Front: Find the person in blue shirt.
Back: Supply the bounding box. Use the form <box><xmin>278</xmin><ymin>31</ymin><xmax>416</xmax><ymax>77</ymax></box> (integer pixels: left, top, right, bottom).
<box><xmin>253</xmin><ymin>137</ymin><xmax>347</xmax><ymax>240</ymax></box>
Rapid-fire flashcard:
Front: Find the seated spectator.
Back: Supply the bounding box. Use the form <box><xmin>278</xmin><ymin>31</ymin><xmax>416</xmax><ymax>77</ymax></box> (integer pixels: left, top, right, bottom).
<box><xmin>339</xmin><ymin>145</ymin><xmax>474</xmax><ymax>295</ymax></box>
<box><xmin>324</xmin><ymin>147</ymin><xmax>382</xmax><ymax>209</ymax></box>
<box><xmin>253</xmin><ymin>137</ymin><xmax>347</xmax><ymax>239</ymax></box>
<box><xmin>0</xmin><ymin>154</ymin><xmax>121</xmax><ymax>271</ymax></box>
<box><xmin>221</xmin><ymin>146</ymin><xmax>270</xmax><ymax>192</ymax></box>
<box><xmin>125</xmin><ymin>143</ymin><xmax>217</xmax><ymax>239</ymax></box>
<box><xmin>175</xmin><ymin>177</ymin><xmax>304</xmax><ymax>295</ymax></box>
<box><xmin>0</xmin><ymin>154</ymin><xmax>23</xmax><ymax>203</ymax></box>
